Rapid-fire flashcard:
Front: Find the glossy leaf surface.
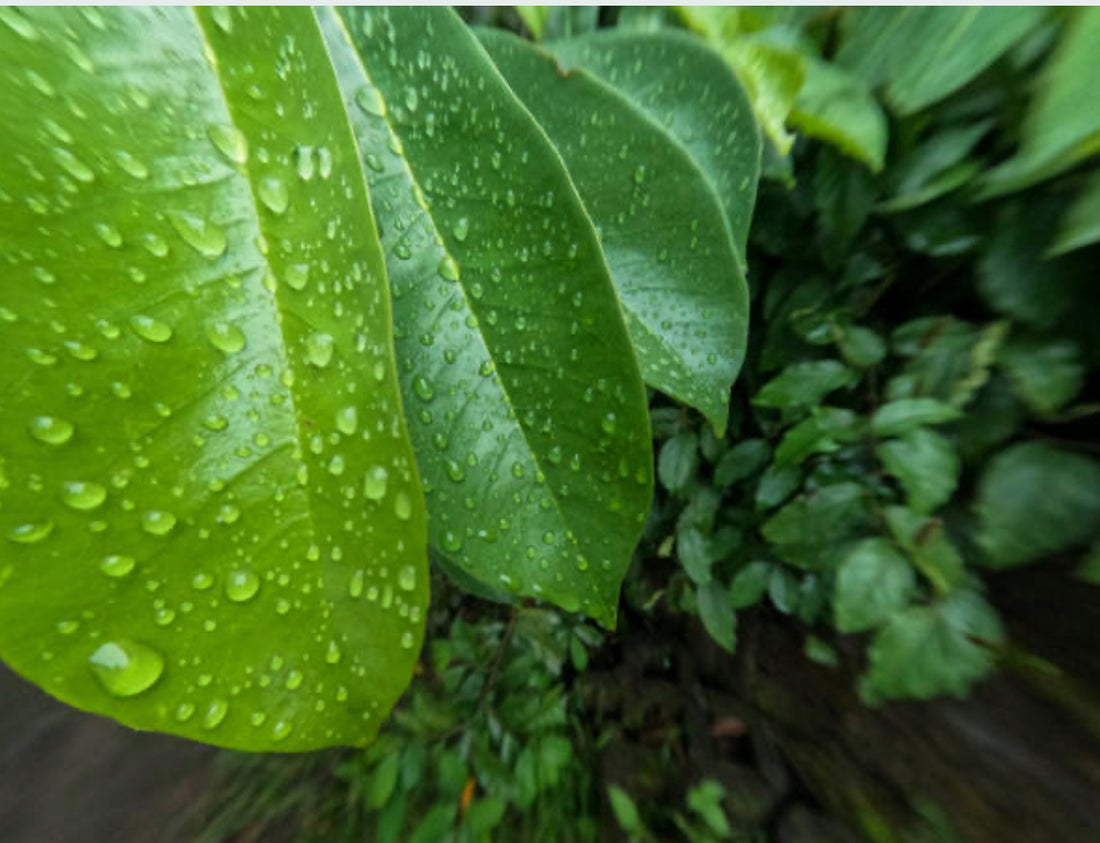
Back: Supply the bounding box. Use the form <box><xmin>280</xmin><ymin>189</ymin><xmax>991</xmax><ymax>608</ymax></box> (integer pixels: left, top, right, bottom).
<box><xmin>321</xmin><ymin>7</ymin><xmax>653</xmax><ymax>626</ymax></box>
<box><xmin>0</xmin><ymin>6</ymin><xmax>427</xmax><ymax>750</ymax></box>
<box><xmin>550</xmin><ymin>30</ymin><xmax>762</xmax><ymax>265</ymax></box>
<box><xmin>481</xmin><ymin>29</ymin><xmax>749</xmax><ymax>432</ymax></box>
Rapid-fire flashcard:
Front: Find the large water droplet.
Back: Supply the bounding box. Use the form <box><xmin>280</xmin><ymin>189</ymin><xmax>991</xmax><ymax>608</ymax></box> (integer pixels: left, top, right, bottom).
<box><xmin>207</xmin><ymin>123</ymin><xmax>248</xmax><ymax>164</ymax></box>
<box><xmin>100</xmin><ymin>554</ymin><xmax>136</xmax><ymax>578</ymax></box>
<box><xmin>204</xmin><ymin>320</ymin><xmax>246</xmax><ymax>354</ymax></box>
<box><xmin>141</xmin><ymin>510</ymin><xmax>177</xmax><ymax>536</ymax></box>
<box><xmin>335</xmin><ymin>406</ymin><xmax>358</xmax><ymax>435</ymax></box>
<box><xmin>88</xmin><ymin>639</ymin><xmax>164</xmax><ymax>697</ymax></box>
<box><xmin>305</xmin><ymin>332</ymin><xmax>334</xmax><ymax>368</ymax></box>
<box><xmin>258</xmin><ymin>176</ymin><xmax>289</xmax><ymax>214</ymax></box>
<box><xmin>394</xmin><ymin>490</ymin><xmax>413</xmax><ymax>521</ymax></box>
<box><xmin>398</xmin><ymin>565</ymin><xmax>416</xmax><ymax>591</ymax></box>
<box><xmin>167</xmin><ymin>210</ymin><xmax>227</xmax><ymax>259</ymax></box>
<box><xmin>437</xmin><ymin>255</ymin><xmax>459</xmax><ymax>282</ymax></box>
<box><xmin>7</xmin><ymin>522</ymin><xmax>54</xmax><ymax>544</ymax></box>
<box><xmin>225</xmin><ymin>569</ymin><xmax>260</xmax><ymax>602</ymax></box>
<box><xmin>129</xmin><ymin>314</ymin><xmax>173</xmax><ymax>343</ymax></box>
<box><xmin>29</xmin><ymin>415</ymin><xmax>74</xmax><ymax>446</ymax></box>
<box><xmin>364</xmin><ymin>466</ymin><xmax>388</xmax><ymax>501</ymax></box>
<box><xmin>202</xmin><ymin>698</ymin><xmax>229</xmax><ymax>729</ymax></box>
<box><xmin>62</xmin><ymin>480</ymin><xmax>107</xmax><ymax>511</ymax></box>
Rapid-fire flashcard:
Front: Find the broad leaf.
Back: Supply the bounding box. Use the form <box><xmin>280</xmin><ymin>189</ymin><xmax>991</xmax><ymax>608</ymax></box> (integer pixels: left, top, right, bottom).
<box><xmin>834</xmin><ymin>539</ymin><xmax>916</xmax><ymax>634</ymax></box>
<box><xmin>550</xmin><ymin>30</ymin><xmax>762</xmax><ymax>265</ymax></box>
<box><xmin>320</xmin><ymin>7</ymin><xmax>653</xmax><ymax>626</ymax></box>
<box><xmin>0</xmin><ymin>6</ymin><xmax>427</xmax><ymax>750</ymax></box>
<box><xmin>976</xmin><ymin>442</ymin><xmax>1100</xmax><ymax>569</ymax></box>
<box><xmin>979</xmin><ymin>8</ymin><xmax>1100</xmax><ymax>197</ymax></box>
<box><xmin>481</xmin><ymin>29</ymin><xmax>749</xmax><ymax>432</ymax></box>
<box><xmin>870</xmin><ymin>398</ymin><xmax>962</xmax><ymax>437</ymax></box>
<box><xmin>861</xmin><ymin>588</ymin><xmax>1004</xmax><ymax>703</ymax></box>
<box><xmin>761</xmin><ymin>483</ymin><xmax>871</xmax><ymax>569</ymax></box>
<box><xmin>838</xmin><ymin>7</ymin><xmax>1045</xmax><ymax>115</ymax></box>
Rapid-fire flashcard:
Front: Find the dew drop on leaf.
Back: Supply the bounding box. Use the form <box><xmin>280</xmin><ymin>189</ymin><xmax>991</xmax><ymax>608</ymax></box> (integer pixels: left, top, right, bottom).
<box><xmin>88</xmin><ymin>639</ymin><xmax>164</xmax><ymax>697</ymax></box>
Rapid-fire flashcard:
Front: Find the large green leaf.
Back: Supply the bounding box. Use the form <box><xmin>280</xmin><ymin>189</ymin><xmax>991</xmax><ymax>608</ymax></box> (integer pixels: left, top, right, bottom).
<box><xmin>979</xmin><ymin>8</ymin><xmax>1100</xmax><ymax>197</ymax></box>
<box><xmin>0</xmin><ymin>6</ymin><xmax>426</xmax><ymax>750</ymax></box>
<box><xmin>319</xmin><ymin>7</ymin><xmax>653</xmax><ymax>626</ymax></box>
<box><xmin>837</xmin><ymin>7</ymin><xmax>1045</xmax><ymax>115</ymax></box>
<box><xmin>549</xmin><ymin>30</ymin><xmax>762</xmax><ymax>265</ymax></box>
<box><xmin>479</xmin><ymin>29</ymin><xmax>749</xmax><ymax>432</ymax></box>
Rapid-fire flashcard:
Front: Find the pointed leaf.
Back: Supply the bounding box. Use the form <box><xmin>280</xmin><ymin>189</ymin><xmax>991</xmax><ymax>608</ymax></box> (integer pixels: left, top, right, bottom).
<box><xmin>0</xmin><ymin>6</ymin><xmax>427</xmax><ymax>750</ymax></box>
<box><xmin>480</xmin><ymin>29</ymin><xmax>749</xmax><ymax>432</ymax></box>
<box><xmin>320</xmin><ymin>7</ymin><xmax>653</xmax><ymax>626</ymax></box>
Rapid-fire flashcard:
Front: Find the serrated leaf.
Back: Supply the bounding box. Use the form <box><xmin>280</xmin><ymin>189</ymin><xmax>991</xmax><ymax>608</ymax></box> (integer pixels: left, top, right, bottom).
<box><xmin>980</xmin><ymin>8</ymin><xmax>1100</xmax><ymax>197</ymax></box>
<box><xmin>0</xmin><ymin>6</ymin><xmax>427</xmax><ymax>751</ymax></box>
<box><xmin>876</xmin><ymin>429</ymin><xmax>960</xmax><ymax>514</ymax></box>
<box><xmin>753</xmin><ymin>360</ymin><xmax>856</xmax><ymax>410</ymax></box>
<box><xmin>976</xmin><ymin>442</ymin><xmax>1100</xmax><ymax>569</ymax></box>
<box><xmin>481</xmin><ymin>29</ymin><xmax>749</xmax><ymax>432</ymax></box>
<box><xmin>861</xmin><ymin>588</ymin><xmax>1004</xmax><ymax>703</ymax></box>
<box><xmin>321</xmin><ymin>8</ymin><xmax>653</xmax><ymax>627</ymax></box>
<box><xmin>696</xmin><ymin>582</ymin><xmax>737</xmax><ymax>653</ymax></box>
<box><xmin>871</xmin><ymin>398</ymin><xmax>962</xmax><ymax>437</ymax></box>
<box><xmin>834</xmin><ymin>539</ymin><xmax>916</xmax><ymax>633</ymax></box>
<box><xmin>551</xmin><ymin>30</ymin><xmax>762</xmax><ymax>265</ymax></box>
<box><xmin>838</xmin><ymin>7</ymin><xmax>1045</xmax><ymax>115</ymax></box>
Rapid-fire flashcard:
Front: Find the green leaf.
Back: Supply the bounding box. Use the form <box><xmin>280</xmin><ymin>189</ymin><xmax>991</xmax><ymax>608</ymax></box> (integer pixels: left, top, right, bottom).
<box><xmin>754</xmin><ymin>463</ymin><xmax>802</xmax><ymax>510</ymax></box>
<box><xmin>1050</xmin><ymin>170</ymin><xmax>1100</xmax><ymax>255</ymax></box>
<box><xmin>551</xmin><ymin>30</ymin><xmax>762</xmax><ymax>266</ymax></box>
<box><xmin>980</xmin><ymin>8</ymin><xmax>1100</xmax><ymax>197</ymax></box>
<box><xmin>836</xmin><ymin>325</ymin><xmax>887</xmax><ymax>368</ymax></box>
<box><xmin>714</xmin><ymin>439</ymin><xmax>772</xmax><ymax>487</ymax></box>
<box><xmin>976</xmin><ymin>442</ymin><xmax>1100</xmax><ymax>569</ymax></box>
<box><xmin>608</xmin><ymin>785</ymin><xmax>645</xmax><ymax>835</ymax></box>
<box><xmin>861</xmin><ymin>588</ymin><xmax>1004</xmax><ymax>703</ymax></box>
<box><xmin>871</xmin><ymin>398</ymin><xmax>962</xmax><ymax>437</ymax></box>
<box><xmin>678</xmin><ymin>527</ymin><xmax>713</xmax><ymax>586</ymax></box>
<box><xmin>686</xmin><ymin>779</ymin><xmax>733</xmax><ymax>837</ymax></box>
<box><xmin>997</xmin><ymin>336</ymin><xmax>1084</xmax><ymax>415</ymax></box>
<box><xmin>696</xmin><ymin>582</ymin><xmax>737</xmax><ymax>654</ymax></box>
<box><xmin>761</xmin><ymin>483</ymin><xmax>872</xmax><ymax>568</ymax></box>
<box><xmin>876</xmin><ymin>429</ymin><xmax>960</xmax><ymax>514</ymax></box>
<box><xmin>481</xmin><ymin>30</ymin><xmax>749</xmax><ymax>432</ymax></box>
<box><xmin>885</xmin><ymin>507</ymin><xmax>967</xmax><ymax>598</ymax></box>
<box><xmin>878</xmin><ymin>121</ymin><xmax>993</xmax><ymax>213</ymax></box>
<box><xmin>515</xmin><ymin>6</ymin><xmax>551</xmax><ymax>39</ymax></box>
<box><xmin>0</xmin><ymin>6</ymin><xmax>426</xmax><ymax>751</ymax></box>
<box><xmin>369</xmin><ymin>753</ymin><xmax>402</xmax><ymax>809</ymax></box>
<box><xmin>789</xmin><ymin>56</ymin><xmax>888</xmax><ymax>172</ymax></box>
<box><xmin>774</xmin><ymin>407</ymin><xmax>858</xmax><ymax>467</ymax></box>
<box><xmin>834</xmin><ymin>539</ymin><xmax>917</xmax><ymax>633</ymax></box>
<box><xmin>321</xmin><ymin>8</ymin><xmax>654</xmax><ymax>626</ymax></box>
<box><xmin>753</xmin><ymin>360</ymin><xmax>857</xmax><ymax>410</ymax></box>
<box><xmin>659</xmin><ymin>431</ymin><xmax>700</xmax><ymax>494</ymax></box>
<box><xmin>838</xmin><ymin>7</ymin><xmax>1045</xmax><ymax>115</ymax></box>
<box><xmin>729</xmin><ymin>561</ymin><xmax>772</xmax><ymax>609</ymax></box>
<box><xmin>408</xmin><ymin>803</ymin><xmax>457</xmax><ymax>843</ymax></box>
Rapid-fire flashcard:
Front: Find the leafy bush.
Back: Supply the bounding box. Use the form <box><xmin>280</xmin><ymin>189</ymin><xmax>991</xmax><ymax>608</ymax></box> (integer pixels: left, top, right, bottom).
<box><xmin>1</xmin><ymin>3</ymin><xmax>1099</xmax><ymax>804</ymax></box>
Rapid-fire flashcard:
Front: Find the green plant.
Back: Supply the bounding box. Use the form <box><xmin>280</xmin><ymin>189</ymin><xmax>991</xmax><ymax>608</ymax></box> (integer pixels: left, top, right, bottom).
<box><xmin>2</xmin><ymin>4</ymin><xmax>1099</xmax><ymax>782</ymax></box>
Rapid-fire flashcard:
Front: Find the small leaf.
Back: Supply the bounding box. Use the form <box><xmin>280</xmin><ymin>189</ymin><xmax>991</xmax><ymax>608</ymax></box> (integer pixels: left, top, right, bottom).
<box><xmin>1050</xmin><ymin>170</ymin><xmax>1100</xmax><ymax>255</ymax></box>
<box><xmin>836</xmin><ymin>325</ymin><xmax>887</xmax><ymax>368</ymax></box>
<box><xmin>876</xmin><ymin>429</ymin><xmax>961</xmax><ymax>514</ymax></box>
<box><xmin>686</xmin><ymin>779</ymin><xmax>733</xmax><ymax>837</ymax></box>
<box><xmin>729</xmin><ymin>561</ymin><xmax>772</xmax><ymax>609</ymax></box>
<box><xmin>834</xmin><ymin>539</ymin><xmax>917</xmax><ymax>633</ymax></box>
<box><xmin>678</xmin><ymin>527</ymin><xmax>714</xmax><ymax>585</ymax></box>
<box><xmin>714</xmin><ymin>439</ymin><xmax>772</xmax><ymax>486</ymax></box>
<box><xmin>774</xmin><ymin>407</ymin><xmax>859</xmax><ymax>467</ymax></box>
<box><xmin>871</xmin><ymin>398</ymin><xmax>962</xmax><ymax>436</ymax></box>
<box><xmin>861</xmin><ymin>588</ymin><xmax>1004</xmax><ymax>702</ymax></box>
<box><xmin>976</xmin><ymin>442</ymin><xmax>1100</xmax><ymax>569</ymax></box>
<box><xmin>885</xmin><ymin>507</ymin><xmax>967</xmax><ymax>598</ymax></box>
<box><xmin>697</xmin><ymin>583</ymin><xmax>737</xmax><ymax>653</ymax></box>
<box><xmin>754</xmin><ymin>463</ymin><xmax>803</xmax><ymax>510</ymax></box>
<box><xmin>659</xmin><ymin>431</ymin><xmax>700</xmax><ymax>494</ymax></box>
<box><xmin>997</xmin><ymin>337</ymin><xmax>1084</xmax><ymax>415</ymax></box>
<box><xmin>369</xmin><ymin>753</ymin><xmax>402</xmax><ymax>809</ymax></box>
<box><xmin>753</xmin><ymin>360</ymin><xmax>857</xmax><ymax>410</ymax></box>
<box><xmin>608</xmin><ymin>785</ymin><xmax>645</xmax><ymax>834</ymax></box>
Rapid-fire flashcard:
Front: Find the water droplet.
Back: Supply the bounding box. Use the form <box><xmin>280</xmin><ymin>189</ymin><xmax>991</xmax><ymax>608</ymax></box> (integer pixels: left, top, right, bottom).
<box><xmin>437</xmin><ymin>255</ymin><xmax>459</xmax><ymax>282</ymax></box>
<box><xmin>129</xmin><ymin>314</ymin><xmax>173</xmax><ymax>343</ymax></box>
<box><xmin>191</xmin><ymin>572</ymin><xmax>214</xmax><ymax>590</ymax></box>
<box><xmin>204</xmin><ymin>320</ymin><xmax>246</xmax><ymax>354</ymax></box>
<box><xmin>207</xmin><ymin>123</ymin><xmax>247</xmax><ymax>164</ymax></box>
<box><xmin>94</xmin><ymin>222</ymin><xmax>123</xmax><ymax>248</ymax></box>
<box><xmin>29</xmin><ymin>415</ymin><xmax>73</xmax><ymax>446</ymax></box>
<box><xmin>141</xmin><ymin>510</ymin><xmax>177</xmax><ymax>536</ymax></box>
<box><xmin>356</xmin><ymin>85</ymin><xmax>385</xmax><ymax>116</ymax></box>
<box><xmin>293</xmin><ymin>145</ymin><xmax>315</xmax><ymax>181</ymax></box>
<box><xmin>452</xmin><ymin>217</ymin><xmax>469</xmax><ymax>242</ymax></box>
<box><xmin>217</xmin><ymin>503</ymin><xmax>241</xmax><ymax>525</ymax></box>
<box><xmin>53</xmin><ymin>147</ymin><xmax>94</xmax><ymax>183</ymax></box>
<box><xmin>285</xmin><ymin>262</ymin><xmax>309</xmax><ymax>291</ymax></box>
<box><xmin>209</xmin><ymin>5</ymin><xmax>232</xmax><ymax>33</ymax></box>
<box><xmin>412</xmin><ymin>375</ymin><xmax>434</xmax><ymax>401</ymax></box>
<box><xmin>167</xmin><ymin>210</ymin><xmax>227</xmax><ymax>259</ymax></box>
<box><xmin>202</xmin><ymin>698</ymin><xmax>229</xmax><ymax>729</ymax></box>
<box><xmin>364</xmin><ymin>466</ymin><xmax>388</xmax><ymax>501</ymax></box>
<box><xmin>317</xmin><ymin>147</ymin><xmax>333</xmax><ymax>179</ymax></box>
<box><xmin>100</xmin><ymin>554</ymin><xmax>136</xmax><ymax>578</ymax></box>
<box><xmin>175</xmin><ymin>702</ymin><xmax>196</xmax><ymax>722</ymax></box>
<box><xmin>601</xmin><ymin>412</ymin><xmax>617</xmax><ymax>435</ymax></box>
<box><xmin>27</xmin><ymin>348</ymin><xmax>57</xmax><ymax>366</ymax></box>
<box><xmin>335</xmin><ymin>406</ymin><xmax>358</xmax><ymax>435</ymax></box>
<box><xmin>349</xmin><ymin>569</ymin><xmax>365</xmax><ymax>598</ymax></box>
<box><xmin>398</xmin><ymin>565</ymin><xmax>416</xmax><ymax>591</ymax></box>
<box><xmin>62</xmin><ymin>480</ymin><xmax>107</xmax><ymax>511</ymax></box>
<box><xmin>394</xmin><ymin>490</ymin><xmax>413</xmax><ymax>521</ymax></box>
<box><xmin>7</xmin><ymin>522</ymin><xmax>54</xmax><ymax>544</ymax></box>
<box><xmin>258</xmin><ymin>176</ymin><xmax>288</xmax><ymax>214</ymax></box>
<box><xmin>400</xmin><ymin>631</ymin><xmax>415</xmax><ymax>649</ymax></box>
<box><xmin>88</xmin><ymin>639</ymin><xmax>164</xmax><ymax>697</ymax></box>
<box><xmin>114</xmin><ymin>150</ymin><xmax>149</xmax><ymax>180</ymax></box>
<box><xmin>404</xmin><ymin>86</ymin><xmax>419</xmax><ymax>111</ymax></box>
<box><xmin>272</xmin><ymin>720</ymin><xmax>293</xmax><ymax>741</ymax></box>
<box><xmin>285</xmin><ymin>669</ymin><xmax>304</xmax><ymax>690</ymax></box>
<box><xmin>325</xmin><ymin>640</ymin><xmax>341</xmax><ymax>664</ymax></box>
<box><xmin>305</xmin><ymin>332</ymin><xmax>334</xmax><ymax>367</ymax></box>
<box><xmin>225</xmin><ymin>569</ymin><xmax>260</xmax><ymax>602</ymax></box>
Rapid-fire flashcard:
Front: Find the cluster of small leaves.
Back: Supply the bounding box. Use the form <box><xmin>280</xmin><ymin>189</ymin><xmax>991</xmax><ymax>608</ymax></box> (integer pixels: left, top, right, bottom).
<box><xmin>633</xmin><ymin>6</ymin><xmax>1100</xmax><ymax>703</ymax></box>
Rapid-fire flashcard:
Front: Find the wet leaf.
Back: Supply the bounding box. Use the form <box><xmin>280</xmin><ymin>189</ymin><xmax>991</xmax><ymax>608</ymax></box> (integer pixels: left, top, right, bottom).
<box><xmin>0</xmin><ymin>6</ymin><xmax>427</xmax><ymax>750</ymax></box>
<box><xmin>481</xmin><ymin>29</ymin><xmax>750</xmax><ymax>432</ymax></box>
<box><xmin>321</xmin><ymin>8</ymin><xmax>653</xmax><ymax>626</ymax></box>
